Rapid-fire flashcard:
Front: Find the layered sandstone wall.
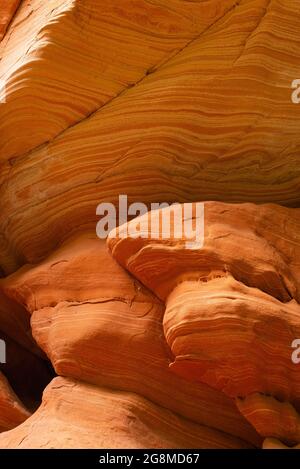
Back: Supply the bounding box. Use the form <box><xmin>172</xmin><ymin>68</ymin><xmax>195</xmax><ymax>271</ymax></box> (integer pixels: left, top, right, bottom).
<box><xmin>0</xmin><ymin>0</ymin><xmax>299</xmax><ymax>449</ymax></box>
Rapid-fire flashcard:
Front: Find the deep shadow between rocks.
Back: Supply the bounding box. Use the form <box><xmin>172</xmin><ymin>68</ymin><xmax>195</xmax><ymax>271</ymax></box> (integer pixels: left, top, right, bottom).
<box><xmin>0</xmin><ymin>330</ymin><xmax>56</xmax><ymax>412</ymax></box>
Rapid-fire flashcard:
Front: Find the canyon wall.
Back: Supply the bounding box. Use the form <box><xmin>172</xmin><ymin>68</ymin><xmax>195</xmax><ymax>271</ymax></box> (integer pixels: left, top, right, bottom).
<box><xmin>0</xmin><ymin>0</ymin><xmax>299</xmax><ymax>448</ymax></box>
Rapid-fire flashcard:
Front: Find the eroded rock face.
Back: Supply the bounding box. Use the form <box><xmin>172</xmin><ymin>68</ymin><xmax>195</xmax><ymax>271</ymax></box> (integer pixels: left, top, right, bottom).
<box><xmin>0</xmin><ymin>0</ymin><xmax>300</xmax><ymax>274</ymax></box>
<box><xmin>108</xmin><ymin>201</ymin><xmax>300</xmax><ymax>446</ymax></box>
<box><xmin>0</xmin><ymin>1</ymin><xmax>20</xmax><ymax>41</ymax></box>
<box><xmin>0</xmin><ymin>233</ymin><xmax>260</xmax><ymax>448</ymax></box>
<box><xmin>0</xmin><ymin>0</ymin><xmax>299</xmax><ymax>450</ymax></box>
<box><xmin>0</xmin><ymin>376</ymin><xmax>254</xmax><ymax>449</ymax></box>
<box><xmin>0</xmin><ymin>371</ymin><xmax>29</xmax><ymax>432</ymax></box>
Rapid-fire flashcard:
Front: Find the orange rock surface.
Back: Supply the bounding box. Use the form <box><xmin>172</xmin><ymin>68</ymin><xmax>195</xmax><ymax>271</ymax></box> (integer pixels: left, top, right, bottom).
<box><xmin>0</xmin><ymin>0</ymin><xmax>300</xmax><ymax>273</ymax></box>
<box><xmin>108</xmin><ymin>201</ymin><xmax>300</xmax><ymax>447</ymax></box>
<box><xmin>0</xmin><ymin>0</ymin><xmax>299</xmax><ymax>450</ymax></box>
<box><xmin>0</xmin><ymin>234</ymin><xmax>260</xmax><ymax>448</ymax></box>
<box><xmin>0</xmin><ymin>371</ymin><xmax>30</xmax><ymax>432</ymax></box>
<box><xmin>0</xmin><ymin>1</ymin><xmax>20</xmax><ymax>41</ymax></box>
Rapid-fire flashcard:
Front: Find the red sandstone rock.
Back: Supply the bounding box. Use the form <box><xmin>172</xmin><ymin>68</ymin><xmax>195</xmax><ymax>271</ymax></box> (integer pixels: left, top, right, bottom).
<box><xmin>237</xmin><ymin>394</ymin><xmax>300</xmax><ymax>446</ymax></box>
<box><xmin>0</xmin><ymin>371</ymin><xmax>30</xmax><ymax>432</ymax></box>
<box><xmin>0</xmin><ymin>376</ymin><xmax>253</xmax><ymax>449</ymax></box>
<box><xmin>0</xmin><ymin>0</ymin><xmax>299</xmax><ymax>451</ymax></box>
<box><xmin>0</xmin><ymin>0</ymin><xmax>300</xmax><ymax>272</ymax></box>
<box><xmin>0</xmin><ymin>0</ymin><xmax>20</xmax><ymax>41</ymax></box>
<box><xmin>0</xmin><ymin>233</ymin><xmax>261</xmax><ymax>447</ymax></box>
<box><xmin>108</xmin><ymin>201</ymin><xmax>300</xmax><ymax>446</ymax></box>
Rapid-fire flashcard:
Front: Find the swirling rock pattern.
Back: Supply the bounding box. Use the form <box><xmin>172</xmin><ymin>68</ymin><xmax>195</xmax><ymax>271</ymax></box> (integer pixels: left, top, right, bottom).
<box><xmin>0</xmin><ymin>0</ymin><xmax>300</xmax><ymax>273</ymax></box>
<box><xmin>237</xmin><ymin>394</ymin><xmax>300</xmax><ymax>446</ymax></box>
<box><xmin>0</xmin><ymin>0</ymin><xmax>299</xmax><ymax>450</ymax></box>
<box><xmin>0</xmin><ymin>233</ymin><xmax>260</xmax><ymax>448</ymax></box>
<box><xmin>0</xmin><ymin>376</ymin><xmax>253</xmax><ymax>449</ymax></box>
<box><xmin>108</xmin><ymin>201</ymin><xmax>300</xmax><ymax>446</ymax></box>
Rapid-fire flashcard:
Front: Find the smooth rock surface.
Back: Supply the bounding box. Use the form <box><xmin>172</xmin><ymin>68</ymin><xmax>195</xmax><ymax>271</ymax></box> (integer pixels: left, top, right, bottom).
<box><xmin>0</xmin><ymin>233</ymin><xmax>261</xmax><ymax>447</ymax></box>
<box><xmin>108</xmin><ymin>201</ymin><xmax>300</xmax><ymax>446</ymax></box>
<box><xmin>0</xmin><ymin>371</ymin><xmax>30</xmax><ymax>432</ymax></box>
<box><xmin>0</xmin><ymin>0</ymin><xmax>20</xmax><ymax>41</ymax></box>
<box><xmin>0</xmin><ymin>376</ymin><xmax>252</xmax><ymax>449</ymax></box>
<box><xmin>0</xmin><ymin>0</ymin><xmax>300</xmax><ymax>272</ymax></box>
<box><xmin>0</xmin><ymin>0</ymin><xmax>299</xmax><ymax>450</ymax></box>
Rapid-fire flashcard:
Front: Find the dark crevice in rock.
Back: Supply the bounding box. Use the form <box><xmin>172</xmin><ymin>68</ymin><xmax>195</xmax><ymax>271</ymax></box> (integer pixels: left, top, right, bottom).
<box><xmin>0</xmin><ymin>330</ymin><xmax>56</xmax><ymax>412</ymax></box>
